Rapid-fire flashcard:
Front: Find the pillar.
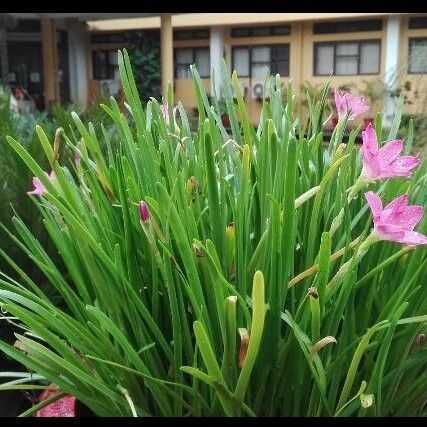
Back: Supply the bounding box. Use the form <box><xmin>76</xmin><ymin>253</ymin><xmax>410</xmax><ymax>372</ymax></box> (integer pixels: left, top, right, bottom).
<box><xmin>67</xmin><ymin>21</ymin><xmax>89</xmax><ymax>107</ymax></box>
<box><xmin>210</xmin><ymin>26</ymin><xmax>225</xmax><ymax>98</ymax></box>
<box><xmin>160</xmin><ymin>14</ymin><xmax>173</xmax><ymax>100</ymax></box>
<box><xmin>41</xmin><ymin>18</ymin><xmax>60</xmax><ymax>109</ymax></box>
<box><xmin>383</xmin><ymin>15</ymin><xmax>401</xmax><ymax>127</ymax></box>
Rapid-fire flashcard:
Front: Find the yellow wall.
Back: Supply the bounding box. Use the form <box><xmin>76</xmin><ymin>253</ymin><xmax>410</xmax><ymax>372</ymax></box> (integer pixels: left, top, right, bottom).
<box><xmin>88</xmin><ymin>15</ymin><xmax>427</xmax><ymax>123</ymax></box>
<box><xmin>170</xmin><ymin>18</ymin><xmax>390</xmax><ymax>124</ymax></box>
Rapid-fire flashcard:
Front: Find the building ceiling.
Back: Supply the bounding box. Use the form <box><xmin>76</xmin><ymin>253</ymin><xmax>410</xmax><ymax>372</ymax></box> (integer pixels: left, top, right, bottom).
<box><xmin>4</xmin><ymin>13</ymin><xmax>167</xmax><ymax>22</ymax></box>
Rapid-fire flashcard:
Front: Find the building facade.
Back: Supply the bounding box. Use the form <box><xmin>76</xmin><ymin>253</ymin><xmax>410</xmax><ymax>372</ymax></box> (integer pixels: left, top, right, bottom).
<box><xmin>1</xmin><ymin>13</ymin><xmax>427</xmax><ymax>125</ymax></box>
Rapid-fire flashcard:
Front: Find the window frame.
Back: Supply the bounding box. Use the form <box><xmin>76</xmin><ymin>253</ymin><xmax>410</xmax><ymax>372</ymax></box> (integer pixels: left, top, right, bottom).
<box><xmin>408</xmin><ymin>37</ymin><xmax>427</xmax><ymax>74</ymax></box>
<box><xmin>174</xmin><ymin>46</ymin><xmax>210</xmax><ymax>79</ymax></box>
<box><xmin>231</xmin><ymin>44</ymin><xmax>290</xmax><ymax>79</ymax></box>
<box><xmin>313</xmin><ymin>39</ymin><xmax>381</xmax><ymax>76</ymax></box>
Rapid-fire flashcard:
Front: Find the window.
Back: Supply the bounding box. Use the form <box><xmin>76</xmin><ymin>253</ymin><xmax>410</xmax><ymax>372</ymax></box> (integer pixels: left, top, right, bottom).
<box><xmin>174</xmin><ymin>29</ymin><xmax>210</xmax><ymax>40</ymax></box>
<box><xmin>313</xmin><ymin>20</ymin><xmax>383</xmax><ymax>34</ymax></box>
<box><xmin>91</xmin><ymin>33</ymin><xmax>126</xmax><ymax>44</ymax></box>
<box><xmin>409</xmin><ymin>17</ymin><xmax>427</xmax><ymax>29</ymax></box>
<box><xmin>408</xmin><ymin>38</ymin><xmax>427</xmax><ymax>73</ymax></box>
<box><xmin>174</xmin><ymin>47</ymin><xmax>210</xmax><ymax>79</ymax></box>
<box><xmin>231</xmin><ymin>25</ymin><xmax>291</xmax><ymax>38</ymax></box>
<box><xmin>314</xmin><ymin>40</ymin><xmax>380</xmax><ymax>76</ymax></box>
<box><xmin>232</xmin><ymin>45</ymin><xmax>290</xmax><ymax>78</ymax></box>
<box><xmin>92</xmin><ymin>50</ymin><xmax>118</xmax><ymax>80</ymax></box>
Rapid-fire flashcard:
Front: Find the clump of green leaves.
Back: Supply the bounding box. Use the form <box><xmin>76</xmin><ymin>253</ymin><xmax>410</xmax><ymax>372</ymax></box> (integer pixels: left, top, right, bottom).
<box><xmin>0</xmin><ymin>50</ymin><xmax>426</xmax><ymax>417</ymax></box>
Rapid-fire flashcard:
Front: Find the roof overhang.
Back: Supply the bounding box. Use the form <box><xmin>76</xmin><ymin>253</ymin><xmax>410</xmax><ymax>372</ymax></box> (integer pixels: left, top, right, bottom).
<box><xmin>86</xmin><ymin>12</ymin><xmax>401</xmax><ymax>32</ymax></box>
<box><xmin>4</xmin><ymin>13</ymin><xmax>168</xmax><ymax>22</ymax></box>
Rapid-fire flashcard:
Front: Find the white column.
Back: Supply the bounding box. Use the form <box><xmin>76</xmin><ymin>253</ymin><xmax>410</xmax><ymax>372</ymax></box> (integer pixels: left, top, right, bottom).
<box><xmin>383</xmin><ymin>15</ymin><xmax>401</xmax><ymax>127</ymax></box>
<box><xmin>210</xmin><ymin>26</ymin><xmax>225</xmax><ymax>98</ymax></box>
<box><xmin>68</xmin><ymin>24</ymin><xmax>88</xmax><ymax>107</ymax></box>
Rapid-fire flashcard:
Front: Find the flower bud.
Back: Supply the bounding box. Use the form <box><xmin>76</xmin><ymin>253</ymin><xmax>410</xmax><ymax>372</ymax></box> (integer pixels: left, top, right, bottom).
<box><xmin>139</xmin><ymin>201</ymin><xmax>150</xmax><ymax>223</ymax></box>
<box><xmin>238</xmin><ymin>328</ymin><xmax>250</xmax><ymax>368</ymax></box>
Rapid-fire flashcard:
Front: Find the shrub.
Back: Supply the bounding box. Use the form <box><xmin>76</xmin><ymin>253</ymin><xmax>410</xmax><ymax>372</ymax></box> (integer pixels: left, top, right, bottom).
<box><xmin>0</xmin><ymin>50</ymin><xmax>426</xmax><ymax>417</ymax></box>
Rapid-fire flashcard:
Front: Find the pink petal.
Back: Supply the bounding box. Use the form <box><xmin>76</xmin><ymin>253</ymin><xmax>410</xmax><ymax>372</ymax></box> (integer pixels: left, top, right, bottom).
<box><xmin>376</xmin><ymin>170</ymin><xmax>416</xmax><ymax>179</ymax></box>
<box><xmin>365</xmin><ymin>191</ymin><xmax>383</xmax><ymax>222</ymax></box>
<box><xmin>381</xmin><ymin>194</ymin><xmax>408</xmax><ymax>222</ymax></box>
<box><xmin>399</xmin><ymin>231</ymin><xmax>427</xmax><ymax>246</ymax></box>
<box><xmin>27</xmin><ymin>177</ymin><xmax>45</xmax><ymax>195</ymax></box>
<box><xmin>378</xmin><ymin>139</ymin><xmax>403</xmax><ymax>167</ymax></box>
<box><xmin>361</xmin><ymin>154</ymin><xmax>381</xmax><ymax>180</ymax></box>
<box><xmin>381</xmin><ymin>205</ymin><xmax>424</xmax><ymax>231</ymax></box>
<box><xmin>36</xmin><ymin>388</ymin><xmax>76</xmax><ymax>417</ymax></box>
<box><xmin>48</xmin><ymin>171</ymin><xmax>56</xmax><ymax>181</ymax></box>
<box><xmin>334</xmin><ymin>90</ymin><xmax>347</xmax><ymax>119</ymax></box>
<box><xmin>160</xmin><ymin>103</ymin><xmax>169</xmax><ymax>123</ymax></box>
<box><xmin>362</xmin><ymin>123</ymin><xmax>379</xmax><ymax>156</ymax></box>
<box><xmin>348</xmin><ymin>98</ymin><xmax>369</xmax><ymax>120</ymax></box>
<box><xmin>402</xmin><ymin>206</ymin><xmax>425</xmax><ymax>230</ymax></box>
<box><xmin>387</xmin><ymin>156</ymin><xmax>420</xmax><ymax>177</ymax></box>
<box><xmin>375</xmin><ymin>224</ymin><xmax>405</xmax><ymax>243</ymax></box>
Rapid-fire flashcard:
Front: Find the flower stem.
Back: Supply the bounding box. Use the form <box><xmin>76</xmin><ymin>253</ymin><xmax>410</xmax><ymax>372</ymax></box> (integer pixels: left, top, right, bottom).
<box><xmin>287</xmin><ymin>236</ymin><xmax>362</xmax><ymax>289</ymax></box>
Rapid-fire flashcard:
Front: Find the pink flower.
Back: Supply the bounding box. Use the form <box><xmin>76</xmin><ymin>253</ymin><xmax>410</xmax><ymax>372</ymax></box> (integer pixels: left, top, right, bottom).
<box><xmin>361</xmin><ymin>123</ymin><xmax>420</xmax><ymax>181</ymax></box>
<box><xmin>36</xmin><ymin>385</ymin><xmax>76</xmax><ymax>417</ymax></box>
<box><xmin>27</xmin><ymin>171</ymin><xmax>56</xmax><ymax>196</ymax></box>
<box><xmin>365</xmin><ymin>191</ymin><xmax>427</xmax><ymax>245</ymax></box>
<box><xmin>139</xmin><ymin>200</ymin><xmax>150</xmax><ymax>223</ymax></box>
<box><xmin>334</xmin><ymin>89</ymin><xmax>369</xmax><ymax>121</ymax></box>
<box><xmin>160</xmin><ymin>103</ymin><xmax>178</xmax><ymax>125</ymax></box>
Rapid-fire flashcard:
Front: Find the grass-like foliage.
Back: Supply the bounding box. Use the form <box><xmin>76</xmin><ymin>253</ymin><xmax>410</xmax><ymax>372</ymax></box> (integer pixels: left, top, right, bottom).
<box><xmin>0</xmin><ymin>50</ymin><xmax>427</xmax><ymax>416</ymax></box>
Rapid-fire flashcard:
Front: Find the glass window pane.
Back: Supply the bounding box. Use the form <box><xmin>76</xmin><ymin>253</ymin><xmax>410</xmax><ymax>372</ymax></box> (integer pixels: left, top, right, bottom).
<box><xmin>252</xmin><ymin>46</ymin><xmax>270</xmax><ymax>62</ymax></box>
<box><xmin>176</xmin><ymin>64</ymin><xmax>191</xmax><ymax>79</ymax></box>
<box><xmin>194</xmin><ymin>29</ymin><xmax>209</xmax><ymax>39</ymax></box>
<box><xmin>108</xmin><ymin>51</ymin><xmax>118</xmax><ymax>66</ymax></box>
<box><xmin>174</xmin><ymin>30</ymin><xmax>192</xmax><ymax>40</ymax></box>
<box><xmin>315</xmin><ymin>45</ymin><xmax>334</xmax><ymax>75</ymax></box>
<box><xmin>272</xmin><ymin>25</ymin><xmax>291</xmax><ymax>35</ymax></box>
<box><xmin>271</xmin><ymin>60</ymin><xmax>287</xmax><ymax>76</ymax></box>
<box><xmin>252</xmin><ymin>63</ymin><xmax>270</xmax><ymax>78</ymax></box>
<box><xmin>336</xmin><ymin>42</ymin><xmax>358</xmax><ymax>56</ymax></box>
<box><xmin>252</xmin><ymin>27</ymin><xmax>271</xmax><ymax>37</ymax></box>
<box><xmin>195</xmin><ymin>48</ymin><xmax>210</xmax><ymax>77</ymax></box>
<box><xmin>335</xmin><ymin>56</ymin><xmax>358</xmax><ymax>75</ymax></box>
<box><xmin>233</xmin><ymin>47</ymin><xmax>249</xmax><ymax>76</ymax></box>
<box><xmin>93</xmin><ymin>51</ymin><xmax>107</xmax><ymax>79</ymax></box>
<box><xmin>409</xmin><ymin>39</ymin><xmax>427</xmax><ymax>73</ymax></box>
<box><xmin>231</xmin><ymin>28</ymin><xmax>251</xmax><ymax>37</ymax></box>
<box><xmin>359</xmin><ymin>42</ymin><xmax>380</xmax><ymax>74</ymax></box>
<box><xmin>176</xmin><ymin>48</ymin><xmax>193</xmax><ymax>64</ymax></box>
<box><xmin>271</xmin><ymin>46</ymin><xmax>286</xmax><ymax>60</ymax></box>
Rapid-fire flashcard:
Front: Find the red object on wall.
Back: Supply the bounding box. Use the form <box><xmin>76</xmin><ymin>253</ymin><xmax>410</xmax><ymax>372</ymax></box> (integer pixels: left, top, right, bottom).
<box><xmin>36</xmin><ymin>386</ymin><xmax>76</xmax><ymax>417</ymax></box>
